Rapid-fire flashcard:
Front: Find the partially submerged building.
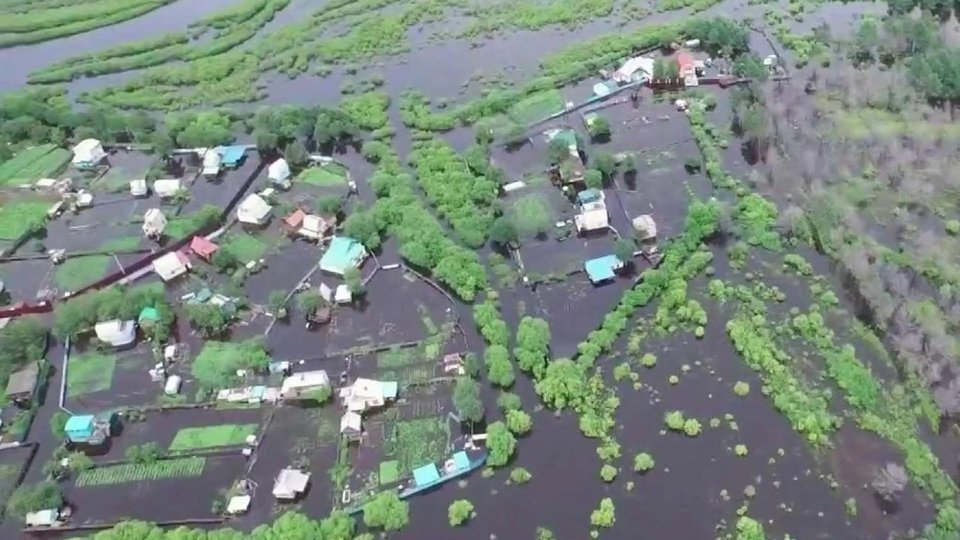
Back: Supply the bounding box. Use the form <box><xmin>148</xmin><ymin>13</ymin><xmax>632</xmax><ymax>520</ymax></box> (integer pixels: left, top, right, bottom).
<box><xmin>632</xmin><ymin>214</ymin><xmax>658</xmax><ymax>241</ymax></box>
<box><xmin>268</xmin><ymin>158</ymin><xmax>292</xmax><ymax>189</ymax></box>
<box><xmin>339</xmin><ymin>378</ymin><xmax>398</xmax><ymax>413</ymax></box>
<box><xmin>283</xmin><ymin>209</ymin><xmax>333</xmax><ymax>241</ymax></box>
<box><xmin>153</xmin><ymin>179</ymin><xmax>182</xmax><ymax>199</ymax></box>
<box><xmin>340</xmin><ymin>411</ymin><xmax>362</xmax><ymax>441</ymax></box>
<box><xmin>613</xmin><ymin>55</ymin><xmax>654</xmax><ymax>84</ymax></box>
<box><xmin>94</xmin><ymin>319</ymin><xmax>136</xmax><ymax>348</ymax></box>
<box><xmin>237</xmin><ymin>194</ymin><xmax>273</xmax><ymax>226</ymax></box>
<box><xmin>585</xmin><ymin>255</ymin><xmax>624</xmax><ymax>285</ymax></box>
<box><xmin>189</xmin><ymin>236</ymin><xmax>220</xmax><ymax>261</ymax></box>
<box><xmin>142</xmin><ymin>208</ymin><xmax>167</xmax><ymax>239</ymax></box>
<box><xmin>5</xmin><ymin>362</ymin><xmax>39</xmax><ymax>407</ymax></box>
<box><xmin>319</xmin><ymin>236</ymin><xmax>367</xmax><ymax>276</ymax></box>
<box><xmin>575</xmin><ymin>204</ymin><xmax>609</xmax><ymax>234</ymax></box>
<box><xmin>129</xmin><ymin>179</ymin><xmax>148</xmax><ymax>198</ymax></box>
<box><xmin>72</xmin><ymin>139</ymin><xmax>106</xmax><ymax>169</ymax></box>
<box><xmin>202</xmin><ymin>148</ymin><xmax>222</xmax><ymax>177</ymax></box>
<box><xmin>64</xmin><ymin>412</ymin><xmax>116</xmax><ymax>447</ymax></box>
<box><xmin>546</xmin><ymin>129</ymin><xmax>585</xmax><ymax>188</ymax></box>
<box><xmin>152</xmin><ymin>251</ymin><xmax>191</xmax><ymax>282</ymax></box>
<box><xmin>273</xmin><ymin>468</ymin><xmax>310</xmax><ymax>500</ymax></box>
<box><xmin>218</xmin><ymin>146</ymin><xmax>247</xmax><ymax>169</ymax></box>
<box><xmin>280</xmin><ymin>370</ymin><xmax>330</xmax><ymax>401</ymax></box>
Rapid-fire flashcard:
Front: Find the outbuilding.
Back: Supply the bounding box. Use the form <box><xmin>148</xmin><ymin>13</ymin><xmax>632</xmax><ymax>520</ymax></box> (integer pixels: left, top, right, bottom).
<box><xmin>574</xmin><ymin>204</ymin><xmax>609</xmax><ymax>233</ymax></box>
<box><xmin>5</xmin><ymin>363</ymin><xmax>39</xmax><ymax>407</ymax></box>
<box><xmin>280</xmin><ymin>370</ymin><xmax>330</xmax><ymax>401</ymax></box>
<box><xmin>189</xmin><ymin>236</ymin><xmax>219</xmax><ymax>261</ymax></box>
<box><xmin>584</xmin><ymin>255</ymin><xmax>624</xmax><ymax>284</ymax></box>
<box><xmin>152</xmin><ymin>251</ymin><xmax>191</xmax><ymax>282</ymax></box>
<box><xmin>268</xmin><ymin>158</ymin><xmax>292</xmax><ymax>189</ymax></box>
<box><xmin>202</xmin><ymin>148</ymin><xmax>222</xmax><ymax>177</ymax></box>
<box><xmin>94</xmin><ymin>320</ymin><xmax>136</xmax><ymax>347</ymax></box>
<box><xmin>72</xmin><ymin>139</ymin><xmax>106</xmax><ymax>168</ymax></box>
<box><xmin>152</xmin><ymin>179</ymin><xmax>182</xmax><ymax>198</ymax></box>
<box><xmin>340</xmin><ymin>412</ymin><xmax>362</xmax><ymax>441</ymax></box>
<box><xmin>129</xmin><ymin>179</ymin><xmax>148</xmax><ymax>198</ymax></box>
<box><xmin>237</xmin><ymin>194</ymin><xmax>273</xmax><ymax>226</ymax></box>
<box><xmin>273</xmin><ymin>468</ymin><xmax>310</xmax><ymax>500</ymax></box>
<box><xmin>142</xmin><ymin>208</ymin><xmax>167</xmax><ymax>239</ymax></box>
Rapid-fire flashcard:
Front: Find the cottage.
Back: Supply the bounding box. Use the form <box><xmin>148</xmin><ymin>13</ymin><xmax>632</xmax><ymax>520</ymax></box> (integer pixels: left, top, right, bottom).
<box><xmin>614</xmin><ymin>56</ymin><xmax>654</xmax><ymax>83</ymax></box>
<box><xmin>319</xmin><ymin>236</ymin><xmax>367</xmax><ymax>276</ymax></box>
<box><xmin>268</xmin><ymin>158</ymin><xmax>292</xmax><ymax>189</ymax></box>
<box><xmin>189</xmin><ymin>236</ymin><xmax>219</xmax><ymax>261</ymax></box>
<box><xmin>153</xmin><ymin>179</ymin><xmax>182</xmax><ymax>198</ymax></box>
<box><xmin>218</xmin><ymin>146</ymin><xmax>247</xmax><ymax>168</ymax></box>
<box><xmin>340</xmin><ymin>412</ymin><xmax>362</xmax><ymax>441</ymax></box>
<box><xmin>94</xmin><ymin>320</ymin><xmax>136</xmax><ymax>347</ymax></box>
<box><xmin>64</xmin><ymin>412</ymin><xmax>115</xmax><ymax>445</ymax></box>
<box><xmin>584</xmin><ymin>255</ymin><xmax>624</xmax><ymax>284</ymax></box>
<box><xmin>129</xmin><ymin>179</ymin><xmax>148</xmax><ymax>198</ymax></box>
<box><xmin>334</xmin><ymin>284</ymin><xmax>352</xmax><ymax>305</ymax></box>
<box><xmin>632</xmin><ymin>214</ymin><xmax>657</xmax><ymax>240</ymax></box>
<box><xmin>339</xmin><ymin>378</ymin><xmax>398</xmax><ymax>412</ymax></box>
<box><xmin>273</xmin><ymin>468</ymin><xmax>310</xmax><ymax>500</ymax></box>
<box><xmin>5</xmin><ymin>363</ymin><xmax>39</xmax><ymax>406</ymax></box>
<box><xmin>226</xmin><ymin>495</ymin><xmax>251</xmax><ymax>515</ymax></box>
<box><xmin>282</xmin><ymin>208</ymin><xmax>306</xmax><ymax>230</ymax></box>
<box><xmin>142</xmin><ymin>208</ymin><xmax>167</xmax><ymax>239</ymax></box>
<box><xmin>574</xmin><ymin>204</ymin><xmax>610</xmax><ymax>233</ymax></box>
<box><xmin>152</xmin><ymin>251</ymin><xmax>191</xmax><ymax>282</ymax></box>
<box><xmin>202</xmin><ymin>148</ymin><xmax>222</xmax><ymax>177</ymax></box>
<box><xmin>280</xmin><ymin>370</ymin><xmax>330</xmax><ymax>401</ymax></box>
<box><xmin>237</xmin><ymin>194</ymin><xmax>273</xmax><ymax>226</ymax></box>
<box><xmin>300</xmin><ymin>214</ymin><xmax>332</xmax><ymax>241</ymax></box>
<box><xmin>576</xmin><ymin>188</ymin><xmax>604</xmax><ymax>206</ymax></box>
<box><xmin>72</xmin><ymin>139</ymin><xmax>106</xmax><ymax>168</ymax></box>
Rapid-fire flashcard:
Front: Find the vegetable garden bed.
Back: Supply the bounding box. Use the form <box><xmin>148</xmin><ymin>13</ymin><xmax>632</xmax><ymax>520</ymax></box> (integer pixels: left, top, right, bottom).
<box><xmin>75</xmin><ymin>456</ymin><xmax>206</xmax><ymax>487</ymax></box>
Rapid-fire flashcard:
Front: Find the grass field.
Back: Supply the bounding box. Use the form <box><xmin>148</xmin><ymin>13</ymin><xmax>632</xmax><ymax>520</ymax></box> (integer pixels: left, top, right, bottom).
<box><xmin>221</xmin><ymin>232</ymin><xmax>268</xmax><ymax>262</ymax></box>
<box><xmin>386</xmin><ymin>417</ymin><xmax>450</xmax><ymax>475</ymax></box>
<box><xmin>297</xmin><ymin>163</ymin><xmax>348</xmax><ymax>187</ymax></box>
<box><xmin>0</xmin><ymin>199</ymin><xmax>49</xmax><ymax>240</ymax></box>
<box><xmin>55</xmin><ymin>236</ymin><xmax>141</xmax><ymax>290</ymax></box>
<box><xmin>0</xmin><ymin>144</ymin><xmax>71</xmax><ymax>186</ymax></box>
<box><xmin>67</xmin><ymin>352</ymin><xmax>117</xmax><ymax>397</ymax></box>
<box><xmin>0</xmin><ymin>463</ymin><xmax>22</xmax><ymax>520</ymax></box>
<box><xmin>168</xmin><ymin>424</ymin><xmax>258</xmax><ymax>452</ymax></box>
<box><xmin>507</xmin><ymin>89</ymin><xmax>564</xmax><ymax>125</ymax></box>
<box><xmin>378</xmin><ymin>460</ymin><xmax>400</xmax><ymax>485</ymax></box>
<box><xmin>76</xmin><ymin>456</ymin><xmax>206</xmax><ymax>487</ymax></box>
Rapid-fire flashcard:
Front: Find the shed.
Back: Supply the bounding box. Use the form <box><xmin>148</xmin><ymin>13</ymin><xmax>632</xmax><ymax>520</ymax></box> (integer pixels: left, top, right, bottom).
<box><xmin>202</xmin><ymin>148</ymin><xmax>222</xmax><ymax>176</ymax></box>
<box><xmin>502</xmin><ymin>181</ymin><xmax>526</xmax><ymax>193</ymax></box>
<box><xmin>300</xmin><ymin>214</ymin><xmax>331</xmax><ymax>240</ymax></box>
<box><xmin>268</xmin><ymin>158</ymin><xmax>291</xmax><ymax>184</ymax></box>
<box><xmin>138</xmin><ymin>306</ymin><xmax>159</xmax><ymax>326</ymax></box>
<box><xmin>25</xmin><ymin>509</ymin><xmax>61</xmax><ymax>528</ymax></box>
<box><xmin>339</xmin><ymin>378</ymin><xmax>398</xmax><ymax>412</ymax></box>
<box><xmin>340</xmin><ymin>411</ymin><xmax>362</xmax><ymax>440</ymax></box>
<box><xmin>164</xmin><ymin>375</ymin><xmax>182</xmax><ymax>395</ymax></box>
<box><xmin>577</xmin><ymin>188</ymin><xmax>603</xmax><ymax>206</ymax></box>
<box><xmin>72</xmin><ymin>139</ymin><xmax>106</xmax><ymax>168</ymax></box>
<box><xmin>412</xmin><ymin>463</ymin><xmax>441</xmax><ymax>487</ymax></box>
<box><xmin>153</xmin><ymin>179</ymin><xmax>182</xmax><ymax>198</ymax></box>
<box><xmin>94</xmin><ymin>320</ymin><xmax>136</xmax><ymax>347</ymax></box>
<box><xmin>189</xmin><ymin>236</ymin><xmax>219</xmax><ymax>261</ymax></box>
<box><xmin>152</xmin><ymin>251</ymin><xmax>191</xmax><ymax>282</ymax></box>
<box><xmin>280</xmin><ymin>370</ymin><xmax>330</xmax><ymax>400</ymax></box>
<box><xmin>5</xmin><ymin>363</ymin><xmax>39</xmax><ymax>404</ymax></box>
<box><xmin>237</xmin><ymin>194</ymin><xmax>272</xmax><ymax>226</ymax></box>
<box><xmin>319</xmin><ymin>236</ymin><xmax>367</xmax><ymax>276</ymax></box>
<box><xmin>632</xmin><ymin>214</ymin><xmax>657</xmax><ymax>240</ymax></box>
<box><xmin>35</xmin><ymin>178</ymin><xmax>57</xmax><ymax>190</ymax></box>
<box><xmin>574</xmin><ymin>206</ymin><xmax>609</xmax><ymax>233</ymax></box>
<box><xmin>218</xmin><ymin>146</ymin><xmax>247</xmax><ymax>168</ymax></box>
<box><xmin>676</xmin><ymin>51</ymin><xmax>696</xmax><ymax>76</ymax></box>
<box><xmin>64</xmin><ymin>414</ymin><xmax>95</xmax><ymax>442</ymax></box>
<box><xmin>130</xmin><ymin>179</ymin><xmax>148</xmax><ymax>197</ymax></box>
<box><xmin>273</xmin><ymin>469</ymin><xmax>310</xmax><ymax>500</ymax></box>
<box><xmin>142</xmin><ymin>208</ymin><xmax>167</xmax><ymax>238</ymax></box>
<box><xmin>334</xmin><ymin>284</ymin><xmax>352</xmax><ymax>304</ymax></box>
<box><xmin>226</xmin><ymin>495</ymin><xmax>251</xmax><ymax>515</ymax></box>
<box><xmin>585</xmin><ymin>255</ymin><xmax>623</xmax><ymax>284</ymax></box>
<box><xmin>282</xmin><ymin>208</ymin><xmax>306</xmax><ymax>230</ymax></box>
<box><xmin>76</xmin><ymin>192</ymin><xmax>94</xmax><ymax>208</ymax></box>
<box><xmin>592</xmin><ymin>80</ymin><xmax>619</xmax><ymax>97</ymax></box>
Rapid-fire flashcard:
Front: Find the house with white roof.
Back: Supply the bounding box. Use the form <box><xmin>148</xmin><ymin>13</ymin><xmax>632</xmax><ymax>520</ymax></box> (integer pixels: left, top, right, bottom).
<box><xmin>152</xmin><ymin>251</ymin><xmax>191</xmax><ymax>282</ymax></box>
<box><xmin>237</xmin><ymin>194</ymin><xmax>272</xmax><ymax>226</ymax></box>
<box><xmin>72</xmin><ymin>139</ymin><xmax>106</xmax><ymax>168</ymax></box>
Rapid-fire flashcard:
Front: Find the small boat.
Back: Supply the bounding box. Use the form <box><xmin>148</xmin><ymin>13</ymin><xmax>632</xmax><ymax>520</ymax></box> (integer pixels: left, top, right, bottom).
<box><xmin>399</xmin><ymin>448</ymin><xmax>487</xmax><ymax>499</ymax></box>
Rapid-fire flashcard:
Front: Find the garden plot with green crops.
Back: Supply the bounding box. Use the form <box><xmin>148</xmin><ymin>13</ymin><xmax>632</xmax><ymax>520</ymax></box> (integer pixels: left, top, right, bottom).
<box><xmin>67</xmin><ymin>352</ymin><xmax>117</xmax><ymax>397</ymax></box>
<box><xmin>75</xmin><ymin>456</ymin><xmax>206</xmax><ymax>487</ymax></box>
<box><xmin>0</xmin><ymin>144</ymin><xmax>71</xmax><ymax>186</ymax></box>
<box><xmin>0</xmin><ymin>199</ymin><xmax>50</xmax><ymax>240</ymax></box>
<box><xmin>507</xmin><ymin>89</ymin><xmax>564</xmax><ymax>125</ymax></box>
<box><xmin>383</xmin><ymin>416</ymin><xmax>450</xmax><ymax>475</ymax></box>
<box><xmin>54</xmin><ymin>236</ymin><xmax>141</xmax><ymax>290</ymax></box>
<box><xmin>168</xmin><ymin>424</ymin><xmax>258</xmax><ymax>452</ymax></box>
<box><xmin>220</xmin><ymin>231</ymin><xmax>269</xmax><ymax>262</ymax></box>
<box><xmin>297</xmin><ymin>162</ymin><xmax>349</xmax><ymax>187</ymax></box>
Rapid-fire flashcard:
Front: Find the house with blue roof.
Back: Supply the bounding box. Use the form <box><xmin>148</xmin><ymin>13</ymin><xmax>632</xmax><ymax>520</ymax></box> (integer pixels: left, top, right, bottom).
<box><xmin>585</xmin><ymin>255</ymin><xmax>623</xmax><ymax>284</ymax></box>
<box><xmin>217</xmin><ymin>146</ymin><xmax>248</xmax><ymax>168</ymax></box>
<box><xmin>319</xmin><ymin>236</ymin><xmax>368</xmax><ymax>276</ymax></box>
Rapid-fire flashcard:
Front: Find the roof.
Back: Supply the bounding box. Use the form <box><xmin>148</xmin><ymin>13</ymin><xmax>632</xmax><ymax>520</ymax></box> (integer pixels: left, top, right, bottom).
<box><xmin>138</xmin><ymin>307</ymin><xmax>159</xmax><ymax>323</ymax></box>
<box><xmin>413</xmin><ymin>463</ymin><xmax>441</xmax><ymax>486</ymax></box>
<box><xmin>72</xmin><ymin>139</ymin><xmax>105</xmax><ymax>164</ymax></box>
<box><xmin>65</xmin><ymin>414</ymin><xmax>94</xmax><ymax>433</ymax></box>
<box><xmin>94</xmin><ymin>319</ymin><xmax>136</xmax><ymax>347</ymax></box>
<box><xmin>577</xmin><ymin>189</ymin><xmax>603</xmax><ymax>205</ymax></box>
<box><xmin>152</xmin><ymin>251</ymin><xmax>190</xmax><ymax>282</ymax></box>
<box><xmin>319</xmin><ymin>236</ymin><xmax>367</xmax><ymax>275</ymax></box>
<box><xmin>5</xmin><ymin>363</ymin><xmax>38</xmax><ymax>397</ymax></box>
<box><xmin>283</xmin><ymin>209</ymin><xmax>306</xmax><ymax>229</ymax></box>
<box><xmin>301</xmin><ymin>214</ymin><xmax>329</xmax><ymax>236</ymax></box>
<box><xmin>226</xmin><ymin>495</ymin><xmax>251</xmax><ymax>515</ymax></box>
<box><xmin>273</xmin><ymin>469</ymin><xmax>310</xmax><ymax>498</ymax></box>
<box><xmin>334</xmin><ymin>284</ymin><xmax>351</xmax><ymax>304</ymax></box>
<box><xmin>268</xmin><ymin>158</ymin><xmax>291</xmax><ymax>182</ymax></box>
<box><xmin>585</xmin><ymin>255</ymin><xmax>622</xmax><ymax>283</ymax></box>
<box><xmin>25</xmin><ymin>509</ymin><xmax>59</xmax><ymax>527</ymax></box>
<box><xmin>574</xmin><ymin>207</ymin><xmax>609</xmax><ymax>232</ymax></box>
<box><xmin>218</xmin><ymin>146</ymin><xmax>246</xmax><ymax>166</ymax></box>
<box><xmin>616</xmin><ymin>56</ymin><xmax>655</xmax><ymax>81</ymax></box>
<box><xmin>453</xmin><ymin>451</ymin><xmax>470</xmax><ymax>470</ymax></box>
<box><xmin>632</xmin><ymin>214</ymin><xmax>657</xmax><ymax>239</ymax></box>
<box><xmin>676</xmin><ymin>51</ymin><xmax>695</xmax><ymax>69</ymax></box>
<box><xmin>202</xmin><ymin>149</ymin><xmax>222</xmax><ymax>175</ymax></box>
<box><xmin>190</xmin><ymin>236</ymin><xmax>219</xmax><ymax>258</ymax></box>
<box><xmin>281</xmin><ymin>370</ymin><xmax>330</xmax><ymax>394</ymax></box>
<box><xmin>237</xmin><ymin>194</ymin><xmax>272</xmax><ymax>224</ymax></box>
<box><xmin>592</xmin><ymin>80</ymin><xmax>619</xmax><ymax>97</ymax></box>
<box><xmin>143</xmin><ymin>208</ymin><xmax>167</xmax><ymax>234</ymax></box>
<box><xmin>381</xmin><ymin>381</ymin><xmax>398</xmax><ymax>399</ymax></box>
<box><xmin>153</xmin><ymin>179</ymin><xmax>182</xmax><ymax>197</ymax></box>
<box><xmin>340</xmin><ymin>411</ymin><xmax>362</xmax><ymax>433</ymax></box>
<box><xmin>130</xmin><ymin>179</ymin><xmax>148</xmax><ymax>196</ymax></box>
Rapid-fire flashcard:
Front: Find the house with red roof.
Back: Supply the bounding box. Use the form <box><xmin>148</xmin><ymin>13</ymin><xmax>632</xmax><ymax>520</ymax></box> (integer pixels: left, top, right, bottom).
<box><xmin>189</xmin><ymin>236</ymin><xmax>219</xmax><ymax>261</ymax></box>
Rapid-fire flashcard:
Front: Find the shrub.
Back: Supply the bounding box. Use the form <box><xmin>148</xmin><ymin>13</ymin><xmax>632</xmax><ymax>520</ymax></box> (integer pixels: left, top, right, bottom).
<box><xmin>734</xmin><ymin>444</ymin><xmax>748</xmax><ymax>457</ymax></box>
<box><xmin>947</xmin><ymin>220</ymin><xmax>960</xmax><ymax>236</ymax></box>
<box><xmin>510</xmin><ymin>467</ymin><xmax>532</xmax><ymax>484</ymax></box>
<box><xmin>733</xmin><ymin>381</ymin><xmax>750</xmax><ymax>396</ymax></box>
<box><xmin>600</xmin><ymin>464</ymin><xmax>618</xmax><ymax>482</ymax></box>
<box><xmin>683</xmin><ymin>418</ymin><xmax>702</xmax><ymax>437</ymax></box>
<box><xmin>640</xmin><ymin>353</ymin><xmax>657</xmax><ymax>368</ymax></box>
<box><xmin>448</xmin><ymin>499</ymin><xmax>474</xmax><ymax>526</ymax></box>
<box><xmin>590</xmin><ymin>498</ymin><xmax>615</xmax><ymax>528</ymax></box>
<box><xmin>664</xmin><ymin>411</ymin><xmax>685</xmax><ymax>431</ymax></box>
<box><xmin>486</xmin><ymin>421</ymin><xmax>516</xmax><ymax>467</ymax></box>
<box><xmin>633</xmin><ymin>453</ymin><xmax>655</xmax><ymax>473</ymax></box>
<box><xmin>496</xmin><ymin>392</ymin><xmax>522</xmax><ymax>412</ymax></box>
<box><xmin>505</xmin><ymin>409</ymin><xmax>532</xmax><ymax>435</ymax></box>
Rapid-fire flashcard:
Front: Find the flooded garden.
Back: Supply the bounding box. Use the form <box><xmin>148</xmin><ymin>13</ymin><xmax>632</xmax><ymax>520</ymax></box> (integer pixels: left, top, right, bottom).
<box><xmin>0</xmin><ymin>0</ymin><xmax>959</xmax><ymax>539</ymax></box>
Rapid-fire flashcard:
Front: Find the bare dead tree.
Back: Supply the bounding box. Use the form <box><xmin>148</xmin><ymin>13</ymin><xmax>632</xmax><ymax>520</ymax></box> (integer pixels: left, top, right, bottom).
<box><xmin>872</xmin><ymin>462</ymin><xmax>908</xmax><ymax>501</ymax></box>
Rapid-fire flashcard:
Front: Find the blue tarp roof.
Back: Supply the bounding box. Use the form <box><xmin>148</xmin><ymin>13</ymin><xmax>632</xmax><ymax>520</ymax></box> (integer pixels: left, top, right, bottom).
<box><xmin>218</xmin><ymin>146</ymin><xmax>246</xmax><ymax>166</ymax></box>
<box><xmin>413</xmin><ymin>463</ymin><xmax>441</xmax><ymax>486</ymax></box>
<box><xmin>65</xmin><ymin>414</ymin><xmax>94</xmax><ymax>434</ymax></box>
<box><xmin>452</xmin><ymin>451</ymin><xmax>470</xmax><ymax>470</ymax></box>
<box><xmin>585</xmin><ymin>255</ymin><xmax>621</xmax><ymax>283</ymax></box>
<box><xmin>319</xmin><ymin>236</ymin><xmax>366</xmax><ymax>275</ymax></box>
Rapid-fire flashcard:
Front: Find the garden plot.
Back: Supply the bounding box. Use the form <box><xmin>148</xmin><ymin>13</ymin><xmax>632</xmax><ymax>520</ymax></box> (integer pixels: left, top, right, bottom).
<box><xmin>53</xmin><ymin>236</ymin><xmax>142</xmax><ymax>291</ymax></box>
<box><xmin>0</xmin><ymin>144</ymin><xmax>71</xmax><ymax>187</ymax></box>
<box><xmin>65</xmin><ymin>342</ymin><xmax>179</xmax><ymax>410</ymax></box>
<box><xmin>168</xmin><ymin>424</ymin><xmax>258</xmax><ymax>452</ymax></box>
<box><xmin>90</xmin><ymin>149</ymin><xmax>155</xmax><ymax>193</ymax></box>
<box><xmin>0</xmin><ymin>444</ymin><xmax>33</xmax><ymax>523</ymax></box>
<box><xmin>0</xmin><ymin>195</ymin><xmax>52</xmax><ymax>241</ymax></box>
<box><xmin>76</xmin><ymin>456</ymin><xmax>207</xmax><ymax>487</ymax></box>
<box><xmin>296</xmin><ymin>161</ymin><xmax>349</xmax><ymax>189</ymax></box>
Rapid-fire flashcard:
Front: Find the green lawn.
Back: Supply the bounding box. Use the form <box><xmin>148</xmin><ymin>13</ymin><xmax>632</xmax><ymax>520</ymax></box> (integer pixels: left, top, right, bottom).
<box><xmin>67</xmin><ymin>352</ymin><xmax>117</xmax><ymax>397</ymax></box>
<box><xmin>0</xmin><ymin>144</ymin><xmax>71</xmax><ymax>186</ymax></box>
<box><xmin>508</xmin><ymin>89</ymin><xmax>563</xmax><ymax>125</ymax></box>
<box><xmin>55</xmin><ymin>236</ymin><xmax>141</xmax><ymax>290</ymax></box>
<box><xmin>379</xmin><ymin>460</ymin><xmax>400</xmax><ymax>485</ymax></box>
<box><xmin>221</xmin><ymin>232</ymin><xmax>268</xmax><ymax>262</ymax></box>
<box><xmin>0</xmin><ymin>200</ymin><xmax>49</xmax><ymax>240</ymax></box>
<box><xmin>168</xmin><ymin>424</ymin><xmax>258</xmax><ymax>452</ymax></box>
<box><xmin>297</xmin><ymin>163</ymin><xmax>348</xmax><ymax>187</ymax></box>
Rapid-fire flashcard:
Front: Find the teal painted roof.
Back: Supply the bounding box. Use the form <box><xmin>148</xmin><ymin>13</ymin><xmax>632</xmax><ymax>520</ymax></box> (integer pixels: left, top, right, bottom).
<box><xmin>452</xmin><ymin>451</ymin><xmax>470</xmax><ymax>470</ymax></box>
<box><xmin>138</xmin><ymin>306</ymin><xmax>159</xmax><ymax>322</ymax></box>
<box><xmin>413</xmin><ymin>463</ymin><xmax>440</xmax><ymax>486</ymax></box>
<box><xmin>381</xmin><ymin>381</ymin><xmax>398</xmax><ymax>399</ymax></box>
<box><xmin>577</xmin><ymin>189</ymin><xmax>602</xmax><ymax>204</ymax></box>
<box><xmin>585</xmin><ymin>255</ymin><xmax>621</xmax><ymax>283</ymax></box>
<box><xmin>320</xmin><ymin>236</ymin><xmax>366</xmax><ymax>275</ymax></box>
<box><xmin>65</xmin><ymin>414</ymin><xmax>94</xmax><ymax>433</ymax></box>
<box><xmin>218</xmin><ymin>146</ymin><xmax>246</xmax><ymax>166</ymax></box>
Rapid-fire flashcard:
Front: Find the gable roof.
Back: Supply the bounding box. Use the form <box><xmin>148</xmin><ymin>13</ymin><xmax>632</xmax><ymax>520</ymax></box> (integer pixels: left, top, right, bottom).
<box><xmin>319</xmin><ymin>236</ymin><xmax>367</xmax><ymax>275</ymax></box>
<box><xmin>5</xmin><ymin>363</ymin><xmax>38</xmax><ymax>397</ymax></box>
<box><xmin>585</xmin><ymin>255</ymin><xmax>622</xmax><ymax>283</ymax></box>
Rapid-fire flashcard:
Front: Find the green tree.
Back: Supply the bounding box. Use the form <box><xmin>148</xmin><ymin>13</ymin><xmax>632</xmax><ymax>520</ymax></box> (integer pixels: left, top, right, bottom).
<box><xmin>453</xmin><ymin>376</ymin><xmax>484</xmax><ymax>424</ymax></box>
<box><xmin>297</xmin><ymin>290</ymin><xmax>324</xmax><ymax>316</ymax></box>
<box><xmin>505</xmin><ymin>409</ymin><xmax>532</xmax><ymax>435</ymax></box>
<box><xmin>486</xmin><ymin>421</ymin><xmax>517</xmax><ymax>467</ymax></box>
<box><xmin>590</xmin><ymin>498</ymin><xmax>616</xmax><ymax>528</ymax></box>
<box><xmin>497</xmin><ymin>391</ymin><xmax>522</xmax><ymax>412</ymax></box>
<box><xmin>485</xmin><ymin>345</ymin><xmax>515</xmax><ymax>388</ymax></box>
<box><xmin>284</xmin><ymin>140</ymin><xmax>309</xmax><ymax>170</ymax></box>
<box><xmin>342</xmin><ymin>211</ymin><xmax>382</xmax><ymax>251</ymax></box>
<box><xmin>268</xmin><ymin>291</ymin><xmax>289</xmax><ymax>319</ymax></box>
<box><xmin>50</xmin><ymin>411</ymin><xmax>69</xmax><ymax>438</ymax></box>
<box><xmin>316</xmin><ymin>196</ymin><xmax>342</xmax><ymax>215</ymax></box>
<box><xmin>733</xmin><ymin>54</ymin><xmax>768</xmax><ymax>80</ymax></box>
<box><xmin>448</xmin><ymin>499</ymin><xmax>474</xmax><ymax>526</ymax></box>
<box><xmin>614</xmin><ymin>238</ymin><xmax>635</xmax><ymax>263</ymax></box>
<box><xmin>535</xmin><ymin>358</ymin><xmax>587</xmax><ymax>409</ymax></box>
<box><xmin>633</xmin><ymin>452</ymin><xmax>655</xmax><ymax>473</ymax></box>
<box><xmin>0</xmin><ymin>316</ymin><xmax>46</xmax><ymax>377</ymax></box>
<box><xmin>186</xmin><ymin>304</ymin><xmax>229</xmax><ymax>337</ymax></box>
<box><xmin>344</xmin><ymin>268</ymin><xmax>365</xmax><ymax>297</ymax></box>
<box><xmin>171</xmin><ymin>111</ymin><xmax>233</xmax><ymax>148</ymax></box>
<box><xmin>584</xmin><ymin>168</ymin><xmax>603</xmax><ymax>189</ymax></box>
<box><xmin>191</xmin><ymin>340</ymin><xmax>270</xmax><ymax>389</ymax></box>
<box><xmin>211</xmin><ymin>249</ymin><xmax>240</xmax><ymax>273</ymax></box>
<box><xmin>313</xmin><ymin>108</ymin><xmax>359</xmax><ymax>146</ymax></box>
<box><xmin>362</xmin><ymin>491</ymin><xmax>409</xmax><ymax>531</ymax></box>
<box><xmin>547</xmin><ymin>138</ymin><xmax>570</xmax><ymax>164</ymax></box>
<box><xmin>514</xmin><ymin>317</ymin><xmax>550</xmax><ymax>379</ymax></box>
<box><xmin>592</xmin><ymin>152</ymin><xmax>617</xmax><ymax>179</ymax></box>
<box><xmin>513</xmin><ymin>195</ymin><xmax>552</xmax><ymax>238</ymax></box>
<box><xmin>587</xmin><ymin>116</ymin><xmax>611</xmax><ymax>141</ymax></box>
<box><xmin>488</xmin><ymin>216</ymin><xmax>518</xmax><ymax>246</ymax></box>
<box><xmin>7</xmin><ymin>481</ymin><xmax>62</xmax><ymax>516</ymax></box>
<box><xmin>125</xmin><ymin>442</ymin><xmax>163</xmax><ymax>464</ymax></box>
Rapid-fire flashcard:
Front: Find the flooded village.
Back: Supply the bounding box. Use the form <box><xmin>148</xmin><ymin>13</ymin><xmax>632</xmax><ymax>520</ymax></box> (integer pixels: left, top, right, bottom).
<box><xmin>1</xmin><ymin>1</ymin><xmax>960</xmax><ymax>539</ymax></box>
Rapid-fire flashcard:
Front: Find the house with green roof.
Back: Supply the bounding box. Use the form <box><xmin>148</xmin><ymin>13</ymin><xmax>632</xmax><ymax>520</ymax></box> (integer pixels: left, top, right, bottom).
<box><xmin>319</xmin><ymin>236</ymin><xmax>367</xmax><ymax>276</ymax></box>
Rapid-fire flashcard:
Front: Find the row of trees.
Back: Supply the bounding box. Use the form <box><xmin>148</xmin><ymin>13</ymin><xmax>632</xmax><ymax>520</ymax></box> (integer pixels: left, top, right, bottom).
<box><xmin>0</xmin><ymin>316</ymin><xmax>47</xmax><ymax>388</ymax></box>
<box><xmin>53</xmin><ymin>284</ymin><xmax>170</xmax><ymax>339</ymax></box>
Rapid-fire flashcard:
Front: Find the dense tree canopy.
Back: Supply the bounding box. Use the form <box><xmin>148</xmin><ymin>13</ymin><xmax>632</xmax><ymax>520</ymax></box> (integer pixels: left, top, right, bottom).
<box><xmin>514</xmin><ymin>317</ymin><xmax>550</xmax><ymax>379</ymax></box>
<box><xmin>453</xmin><ymin>376</ymin><xmax>484</xmax><ymax>423</ymax></box>
<box><xmin>362</xmin><ymin>492</ymin><xmax>409</xmax><ymax>531</ymax></box>
<box><xmin>486</xmin><ymin>421</ymin><xmax>517</xmax><ymax>467</ymax></box>
<box><xmin>168</xmin><ymin>111</ymin><xmax>234</xmax><ymax>148</ymax></box>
